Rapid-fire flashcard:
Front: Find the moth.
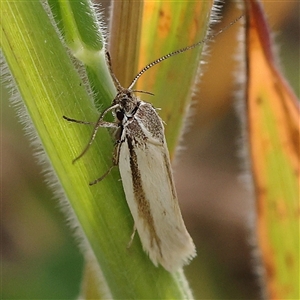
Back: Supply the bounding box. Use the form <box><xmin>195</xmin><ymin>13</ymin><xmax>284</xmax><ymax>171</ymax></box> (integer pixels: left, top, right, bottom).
<box><xmin>64</xmin><ymin>15</ymin><xmax>243</xmax><ymax>272</ymax></box>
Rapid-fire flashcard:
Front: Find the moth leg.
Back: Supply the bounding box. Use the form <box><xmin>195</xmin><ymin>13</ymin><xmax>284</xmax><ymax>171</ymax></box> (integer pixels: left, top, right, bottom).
<box><xmin>75</xmin><ymin>120</ymin><xmax>119</xmax><ymax>162</ymax></box>
<box><xmin>64</xmin><ymin>104</ymin><xmax>120</xmax><ymax>163</ymax></box>
<box><xmin>89</xmin><ymin>164</ymin><xmax>116</xmax><ymax>185</ymax></box>
<box><xmin>89</xmin><ymin>135</ymin><xmax>124</xmax><ymax>185</ymax></box>
<box><xmin>127</xmin><ymin>224</ymin><xmax>137</xmax><ymax>249</ymax></box>
<box><xmin>112</xmin><ymin>137</ymin><xmax>124</xmax><ymax>166</ymax></box>
<box><xmin>63</xmin><ymin>116</ymin><xmax>96</xmax><ymax>126</ymax></box>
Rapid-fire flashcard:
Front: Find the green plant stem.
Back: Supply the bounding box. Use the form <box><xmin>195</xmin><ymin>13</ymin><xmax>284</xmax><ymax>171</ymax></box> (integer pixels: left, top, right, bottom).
<box><xmin>1</xmin><ymin>0</ymin><xmax>196</xmax><ymax>298</ymax></box>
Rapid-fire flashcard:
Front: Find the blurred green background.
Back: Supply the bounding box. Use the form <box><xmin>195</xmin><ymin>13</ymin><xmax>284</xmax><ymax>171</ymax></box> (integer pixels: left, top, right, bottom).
<box><xmin>1</xmin><ymin>1</ymin><xmax>299</xmax><ymax>299</ymax></box>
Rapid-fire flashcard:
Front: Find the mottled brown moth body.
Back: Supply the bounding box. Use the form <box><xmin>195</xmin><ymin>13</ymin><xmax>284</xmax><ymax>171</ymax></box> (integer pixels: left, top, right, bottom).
<box><xmin>64</xmin><ymin>15</ymin><xmax>243</xmax><ymax>272</ymax></box>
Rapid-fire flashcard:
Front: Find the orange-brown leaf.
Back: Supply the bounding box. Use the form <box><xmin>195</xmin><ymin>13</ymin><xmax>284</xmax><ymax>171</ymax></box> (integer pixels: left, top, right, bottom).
<box><xmin>246</xmin><ymin>1</ymin><xmax>299</xmax><ymax>299</ymax></box>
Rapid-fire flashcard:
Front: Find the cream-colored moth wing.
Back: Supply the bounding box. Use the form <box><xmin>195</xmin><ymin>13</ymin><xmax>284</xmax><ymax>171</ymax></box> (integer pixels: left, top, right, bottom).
<box><xmin>118</xmin><ymin>101</ymin><xmax>196</xmax><ymax>272</ymax></box>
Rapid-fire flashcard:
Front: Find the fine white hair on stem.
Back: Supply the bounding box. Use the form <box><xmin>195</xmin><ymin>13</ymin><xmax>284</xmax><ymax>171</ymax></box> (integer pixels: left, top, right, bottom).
<box><xmin>233</xmin><ymin>2</ymin><xmax>269</xmax><ymax>299</ymax></box>
<box><xmin>1</xmin><ymin>51</ymin><xmax>91</xmax><ymax>259</ymax></box>
<box><xmin>174</xmin><ymin>0</ymin><xmax>226</xmax><ymax>165</ymax></box>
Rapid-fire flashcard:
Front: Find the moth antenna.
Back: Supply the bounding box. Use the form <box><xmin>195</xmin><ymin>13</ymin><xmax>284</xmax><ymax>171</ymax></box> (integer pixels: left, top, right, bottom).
<box><xmin>127</xmin><ymin>14</ymin><xmax>244</xmax><ymax>90</ymax></box>
<box><xmin>132</xmin><ymin>90</ymin><xmax>155</xmax><ymax>96</ymax></box>
<box><xmin>106</xmin><ymin>51</ymin><xmax>123</xmax><ymax>91</ymax></box>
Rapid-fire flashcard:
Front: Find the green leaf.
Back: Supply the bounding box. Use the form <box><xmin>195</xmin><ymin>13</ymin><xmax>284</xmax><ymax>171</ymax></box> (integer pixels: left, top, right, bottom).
<box><xmin>135</xmin><ymin>2</ymin><xmax>214</xmax><ymax>155</ymax></box>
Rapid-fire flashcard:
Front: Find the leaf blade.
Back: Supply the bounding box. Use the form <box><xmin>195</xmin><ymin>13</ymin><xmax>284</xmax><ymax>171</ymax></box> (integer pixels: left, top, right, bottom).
<box><xmin>246</xmin><ymin>1</ymin><xmax>300</xmax><ymax>298</ymax></box>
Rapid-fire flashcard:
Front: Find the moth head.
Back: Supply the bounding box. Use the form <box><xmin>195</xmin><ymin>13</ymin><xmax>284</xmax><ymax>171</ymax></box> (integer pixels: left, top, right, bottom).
<box><xmin>113</xmin><ymin>89</ymin><xmax>139</xmax><ymax>120</ymax></box>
